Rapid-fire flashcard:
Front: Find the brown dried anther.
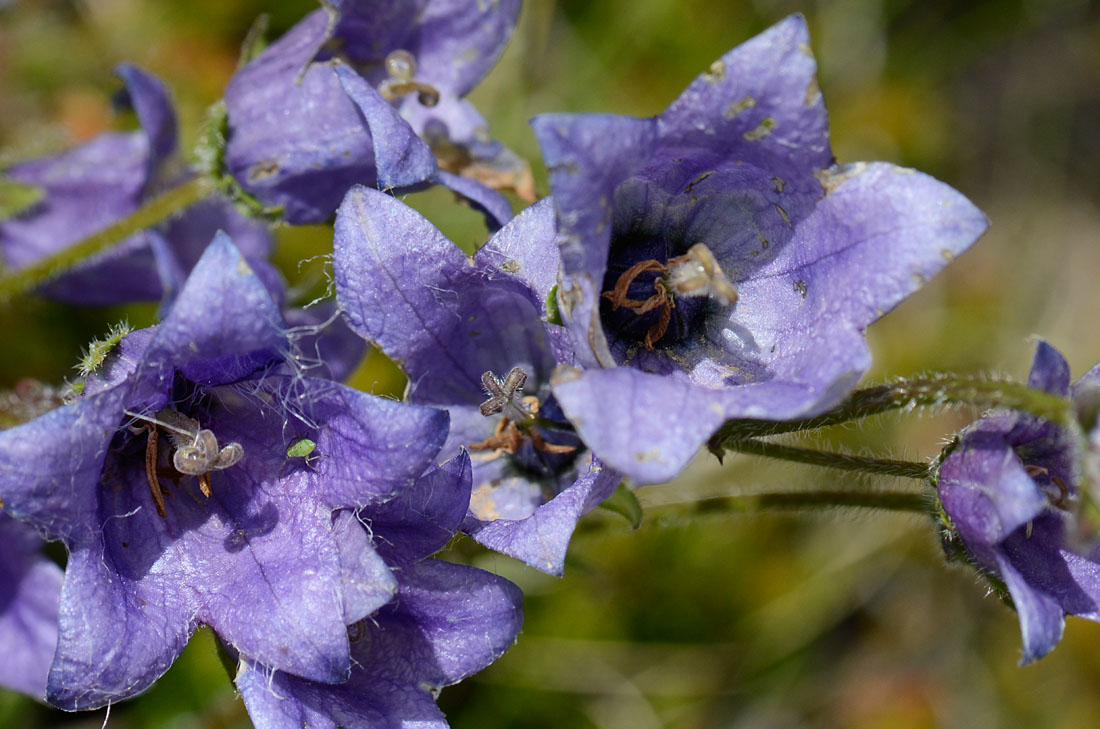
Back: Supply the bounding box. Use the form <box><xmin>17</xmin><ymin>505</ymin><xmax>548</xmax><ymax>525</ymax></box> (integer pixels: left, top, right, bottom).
<box><xmin>603</xmin><ymin>243</ymin><xmax>737</xmax><ymax>350</ymax></box>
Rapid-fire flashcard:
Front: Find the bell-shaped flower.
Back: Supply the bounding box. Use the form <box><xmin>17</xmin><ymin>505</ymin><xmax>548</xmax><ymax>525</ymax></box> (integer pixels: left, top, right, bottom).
<box><xmin>0</xmin><ymin>65</ymin><xmax>273</xmax><ymax>305</ymax></box>
<box><xmin>938</xmin><ymin>341</ymin><xmax>1100</xmax><ymax>663</ymax></box>
<box><xmin>531</xmin><ymin>15</ymin><xmax>989</xmax><ymax>483</ymax></box>
<box><xmin>333</xmin><ymin>186</ymin><xmax>620</xmax><ymax>575</ymax></box>
<box><xmin>0</xmin><ymin>234</ymin><xmax>450</xmax><ymax>709</ymax></box>
<box><xmin>224</xmin><ymin>0</ymin><xmax>522</xmax><ymax>226</ymax></box>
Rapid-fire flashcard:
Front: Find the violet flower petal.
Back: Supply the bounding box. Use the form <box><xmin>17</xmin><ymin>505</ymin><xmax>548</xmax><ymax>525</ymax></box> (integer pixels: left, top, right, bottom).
<box><xmin>334</xmin><ymin>185</ymin><xmax>551</xmax><ymax>406</ymax></box>
<box><xmin>224</xmin><ymin>11</ymin><xmax>377</xmax><ymax>223</ymax></box>
<box><xmin>0</xmin><ymin>388</ymin><xmax>128</xmax><ymax>541</ymax></box>
<box><xmin>464</xmin><ymin>458</ymin><xmax>620</xmax><ymax>575</ymax></box>
<box><xmin>235</xmin><ymin>559</ymin><xmax>522</xmax><ymax>729</ymax></box>
<box><xmin>0</xmin><ymin>514</ymin><xmax>62</xmax><ymax>700</ymax></box>
<box><xmin>144</xmin><ymin>231</ymin><xmax>288</xmax><ymax>385</ymax></box>
<box><xmin>938</xmin><ymin>425</ymin><xmax>1049</xmax><ymax>546</ymax></box>
<box><xmin>474</xmin><ymin>197</ymin><xmax>559</xmax><ymax>314</ymax></box>
<box><xmin>333</xmin><ymin>63</ymin><xmax>439</xmax><ymax>190</ymax></box>
<box><xmin>114</xmin><ymin>63</ymin><xmax>177</xmax><ymax>173</ymax></box>
<box><xmin>435</xmin><ymin>169</ymin><xmax>513</xmax><ymax>231</ymax></box>
<box><xmin>45</xmin><ymin>545</ymin><xmax>193</xmax><ymax>710</ymax></box>
<box><xmin>367</xmin><ymin>452</ymin><xmax>472</xmax><ymax>567</ymax></box>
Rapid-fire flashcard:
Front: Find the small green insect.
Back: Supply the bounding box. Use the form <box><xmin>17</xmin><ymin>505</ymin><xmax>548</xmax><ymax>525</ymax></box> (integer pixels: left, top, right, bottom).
<box><xmin>283</xmin><ymin>437</ymin><xmax>321</xmax><ymax>473</ymax></box>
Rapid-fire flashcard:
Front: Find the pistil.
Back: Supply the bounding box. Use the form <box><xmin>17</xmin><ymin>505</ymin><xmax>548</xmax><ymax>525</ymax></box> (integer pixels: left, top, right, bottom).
<box><xmin>471</xmin><ymin>368</ymin><xmax>576</xmax><ymax>458</ymax></box>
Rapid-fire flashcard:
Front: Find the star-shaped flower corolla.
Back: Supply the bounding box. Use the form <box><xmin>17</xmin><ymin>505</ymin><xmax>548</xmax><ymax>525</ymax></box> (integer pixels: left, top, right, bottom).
<box><xmin>530</xmin><ymin>15</ymin><xmax>989</xmax><ymax>484</ymax></box>
<box><xmin>0</xmin><ymin>513</ymin><xmax>62</xmax><ymax>700</ymax></box>
<box><xmin>233</xmin><ymin>455</ymin><xmax>524</xmax><ymax>729</ymax></box>
<box><xmin>0</xmin><ymin>234</ymin><xmax>451</xmax><ymax>709</ymax></box>
<box><xmin>333</xmin><ymin>186</ymin><xmax>620</xmax><ymax>575</ymax></box>
<box><xmin>0</xmin><ymin>65</ymin><xmax>273</xmax><ymax>306</ymax></box>
<box><xmin>938</xmin><ymin>341</ymin><xmax>1100</xmax><ymax>664</ymax></box>
<box><xmin>224</xmin><ymin>0</ymin><xmax>524</xmax><ymax>227</ymax></box>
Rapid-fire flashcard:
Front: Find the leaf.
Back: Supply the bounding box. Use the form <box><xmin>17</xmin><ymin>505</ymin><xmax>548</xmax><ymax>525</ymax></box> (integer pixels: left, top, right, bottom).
<box><xmin>598</xmin><ymin>482</ymin><xmax>642</xmax><ymax>529</ymax></box>
<box><xmin>0</xmin><ymin>177</ymin><xmax>45</xmax><ymax>222</ymax></box>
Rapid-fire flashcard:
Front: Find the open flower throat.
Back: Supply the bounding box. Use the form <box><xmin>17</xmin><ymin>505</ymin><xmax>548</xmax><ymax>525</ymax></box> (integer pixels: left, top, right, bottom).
<box><xmin>119</xmin><ymin>396</ymin><xmax>244</xmax><ymax>519</ymax></box>
<box><xmin>602</xmin><ymin>243</ymin><xmax>738</xmax><ymax>350</ymax></box>
<box><xmin>471</xmin><ymin>367</ymin><xmax>579</xmax><ymax>473</ymax></box>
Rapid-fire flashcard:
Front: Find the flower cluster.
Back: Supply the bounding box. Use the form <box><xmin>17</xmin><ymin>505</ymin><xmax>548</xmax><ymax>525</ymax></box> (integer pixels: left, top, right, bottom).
<box><xmin>2</xmin><ymin>2</ymin><xmax>1031</xmax><ymax>724</ymax></box>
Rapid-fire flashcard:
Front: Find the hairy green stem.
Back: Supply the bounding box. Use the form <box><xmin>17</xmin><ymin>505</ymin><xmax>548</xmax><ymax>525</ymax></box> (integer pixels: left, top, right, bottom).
<box><xmin>723</xmin><ymin>437</ymin><xmax>932</xmax><ymax>480</ymax></box>
<box><xmin>710</xmin><ymin>374</ymin><xmax>1074</xmax><ymax>450</ymax></box>
<box><xmin>686</xmin><ymin>489</ymin><xmax>930</xmax><ymax>515</ymax></box>
<box><xmin>0</xmin><ymin>176</ymin><xmax>213</xmax><ymax>303</ymax></box>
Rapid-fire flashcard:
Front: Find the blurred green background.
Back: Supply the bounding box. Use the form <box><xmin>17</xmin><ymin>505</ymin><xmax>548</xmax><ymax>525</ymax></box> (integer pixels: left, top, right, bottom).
<box><xmin>3</xmin><ymin>0</ymin><xmax>1100</xmax><ymax>727</ymax></box>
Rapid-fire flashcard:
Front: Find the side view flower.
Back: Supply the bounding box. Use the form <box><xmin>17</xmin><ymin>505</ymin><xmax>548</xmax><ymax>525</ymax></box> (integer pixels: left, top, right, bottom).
<box><xmin>0</xmin><ymin>234</ymin><xmax>450</xmax><ymax>709</ymax></box>
<box><xmin>333</xmin><ymin>187</ymin><xmax>619</xmax><ymax>575</ymax></box>
<box><xmin>0</xmin><ymin>65</ymin><xmax>272</xmax><ymax>305</ymax></box>
<box><xmin>531</xmin><ymin>14</ymin><xmax>989</xmax><ymax>484</ymax></box>
<box><xmin>224</xmin><ymin>0</ymin><xmax>522</xmax><ymax>226</ymax></box>
<box><xmin>938</xmin><ymin>341</ymin><xmax>1100</xmax><ymax>663</ymax></box>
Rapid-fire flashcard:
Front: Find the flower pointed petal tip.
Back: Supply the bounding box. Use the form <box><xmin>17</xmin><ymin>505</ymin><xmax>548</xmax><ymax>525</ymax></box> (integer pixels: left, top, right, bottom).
<box><xmin>658</xmin><ymin>14</ymin><xmax>830</xmax><ymax>171</ymax></box>
<box><xmin>1028</xmin><ymin>341</ymin><xmax>1071</xmax><ymax>396</ymax></box>
<box><xmin>466</xmin><ymin>464</ymin><xmax>619</xmax><ymax>575</ymax></box>
<box><xmin>233</xmin><ymin>561</ymin><xmax>521</xmax><ymax>729</ymax></box>
<box><xmin>307</xmin><ymin>382</ymin><xmax>450</xmax><ymax>507</ymax></box>
<box><xmin>395</xmin><ymin>560</ymin><xmax>523</xmax><ymax>685</ymax></box>
<box><xmin>530</xmin><ymin>114</ymin><xmax>658</xmax><ymax>274</ymax></box>
<box><xmin>475</xmin><ymin>197</ymin><xmax>561</xmax><ymax>310</ymax></box>
<box><xmin>995</xmin><ymin>550</ymin><xmax>1068</xmax><ymax>665</ymax></box>
<box><xmin>113</xmin><ymin>63</ymin><xmax>178</xmax><ymax>165</ymax></box>
<box><xmin>435</xmin><ymin>170</ymin><xmax>513</xmax><ymax>231</ymax></box>
<box><xmin>147</xmin><ymin>231</ymin><xmax>288</xmax><ymax>383</ymax></box>
<box><xmin>408</xmin><ymin>0</ymin><xmax>521</xmax><ymax>96</ymax></box>
<box><xmin>0</xmin><ymin>387</ymin><xmax>128</xmax><ymax>541</ymax></box>
<box><xmin>335</xmin><ymin>186</ymin><xmax>551</xmax><ymax>404</ymax></box>
<box><xmin>333</xmin><ymin>64</ymin><xmax>438</xmax><ymax>190</ymax></box>
<box><xmin>765</xmin><ymin>162</ymin><xmax>988</xmax><ymax>330</ymax></box>
<box><xmin>45</xmin><ymin>549</ymin><xmax>193</xmax><ymax>711</ymax></box>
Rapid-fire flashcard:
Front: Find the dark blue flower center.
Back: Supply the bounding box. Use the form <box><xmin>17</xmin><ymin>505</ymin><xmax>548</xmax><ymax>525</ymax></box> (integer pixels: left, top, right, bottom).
<box><xmin>600</xmin><ymin>231</ymin><xmax>710</xmax><ymax>350</ymax></box>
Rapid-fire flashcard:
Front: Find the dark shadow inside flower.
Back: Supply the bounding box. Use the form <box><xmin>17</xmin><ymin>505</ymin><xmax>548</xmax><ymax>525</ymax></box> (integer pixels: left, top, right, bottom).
<box><xmin>97</xmin><ymin>376</ymin><xmax>288</xmax><ymax>580</ymax></box>
<box><xmin>599</xmin><ymin>163</ymin><xmax>803</xmax><ymax>378</ymax></box>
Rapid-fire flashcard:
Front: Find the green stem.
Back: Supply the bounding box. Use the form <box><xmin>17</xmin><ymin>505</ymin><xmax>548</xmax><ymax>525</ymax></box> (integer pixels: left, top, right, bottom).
<box><xmin>710</xmin><ymin>374</ymin><xmax>1073</xmax><ymax>450</ymax></box>
<box><xmin>0</xmin><ymin>176</ymin><xmax>213</xmax><ymax>303</ymax></box>
<box><xmin>687</xmin><ymin>489</ymin><xmax>930</xmax><ymax>515</ymax></box>
<box><xmin>723</xmin><ymin>437</ymin><xmax>932</xmax><ymax>480</ymax></box>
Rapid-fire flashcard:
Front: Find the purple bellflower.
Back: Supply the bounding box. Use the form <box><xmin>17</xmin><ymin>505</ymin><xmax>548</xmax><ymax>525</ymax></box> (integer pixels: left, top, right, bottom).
<box><xmin>0</xmin><ymin>234</ymin><xmax>451</xmax><ymax>709</ymax></box>
<box><xmin>224</xmin><ymin>0</ymin><xmax>524</xmax><ymax>227</ymax></box>
<box><xmin>0</xmin><ymin>513</ymin><xmax>63</xmax><ymax>700</ymax></box>
<box><xmin>530</xmin><ymin>15</ymin><xmax>989</xmax><ymax>483</ymax></box>
<box><xmin>938</xmin><ymin>341</ymin><xmax>1100</xmax><ymax>664</ymax></box>
<box><xmin>0</xmin><ymin>65</ymin><xmax>273</xmax><ymax>306</ymax></box>
<box><xmin>233</xmin><ymin>454</ymin><xmax>524</xmax><ymax>729</ymax></box>
<box><xmin>333</xmin><ymin>186</ymin><xmax>620</xmax><ymax>575</ymax></box>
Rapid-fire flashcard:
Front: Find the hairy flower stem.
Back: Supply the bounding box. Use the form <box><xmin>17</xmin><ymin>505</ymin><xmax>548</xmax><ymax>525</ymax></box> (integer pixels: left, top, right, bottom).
<box><xmin>709</xmin><ymin>374</ymin><xmax>1074</xmax><ymax>450</ymax></box>
<box><xmin>0</xmin><ymin>176</ymin><xmax>214</xmax><ymax>303</ymax></box>
<box><xmin>687</xmin><ymin>489</ymin><xmax>930</xmax><ymax>515</ymax></box>
<box><xmin>723</xmin><ymin>437</ymin><xmax>932</xmax><ymax>480</ymax></box>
